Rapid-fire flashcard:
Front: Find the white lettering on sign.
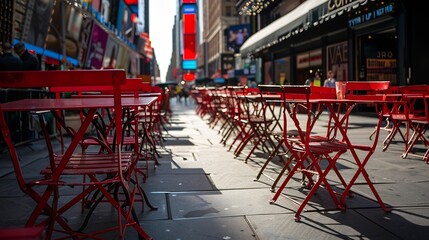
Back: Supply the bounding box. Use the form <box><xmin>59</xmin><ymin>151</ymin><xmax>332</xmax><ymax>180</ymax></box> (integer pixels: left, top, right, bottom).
<box><xmin>328</xmin><ymin>42</ymin><xmax>348</xmax><ymax>66</ymax></box>
<box><xmin>348</xmin><ymin>3</ymin><xmax>394</xmax><ymax>27</ymax></box>
<box><xmin>377</xmin><ymin>51</ymin><xmax>394</xmax><ymax>58</ymax></box>
<box><xmin>328</xmin><ymin>0</ymin><xmax>378</xmax><ymax>12</ymax></box>
<box><xmin>328</xmin><ymin>0</ymin><xmax>356</xmax><ymax>11</ymax></box>
<box><xmin>348</xmin><ymin>16</ymin><xmax>362</xmax><ymax>27</ymax></box>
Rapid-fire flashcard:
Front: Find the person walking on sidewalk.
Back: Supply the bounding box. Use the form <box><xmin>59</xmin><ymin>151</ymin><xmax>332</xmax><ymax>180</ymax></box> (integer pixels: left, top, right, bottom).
<box><xmin>0</xmin><ymin>42</ymin><xmax>23</xmax><ymax>71</ymax></box>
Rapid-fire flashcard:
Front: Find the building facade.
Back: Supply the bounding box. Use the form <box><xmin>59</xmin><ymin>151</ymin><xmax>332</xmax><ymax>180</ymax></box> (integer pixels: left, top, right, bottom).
<box><xmin>202</xmin><ymin>0</ymin><xmax>239</xmax><ymax>79</ymax></box>
<box><xmin>0</xmin><ymin>0</ymin><xmax>157</xmax><ymax>81</ymax></box>
<box><xmin>238</xmin><ymin>0</ymin><xmax>427</xmax><ymax>87</ymax></box>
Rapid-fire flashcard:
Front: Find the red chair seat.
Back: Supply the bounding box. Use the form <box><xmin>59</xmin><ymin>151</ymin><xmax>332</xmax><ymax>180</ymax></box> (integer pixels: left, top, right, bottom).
<box><xmin>0</xmin><ymin>226</ymin><xmax>44</xmax><ymax>240</ymax></box>
<box><xmin>40</xmin><ymin>152</ymin><xmax>134</xmax><ymax>176</ymax></box>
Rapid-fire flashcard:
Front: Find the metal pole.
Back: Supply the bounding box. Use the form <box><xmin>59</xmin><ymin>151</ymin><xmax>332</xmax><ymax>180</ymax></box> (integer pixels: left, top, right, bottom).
<box><xmin>61</xmin><ymin>0</ymin><xmax>67</xmax><ymax>69</ymax></box>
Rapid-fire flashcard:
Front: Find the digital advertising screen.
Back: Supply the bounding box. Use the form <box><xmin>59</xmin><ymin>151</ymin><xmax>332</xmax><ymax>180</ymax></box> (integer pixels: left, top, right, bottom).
<box><xmin>85</xmin><ymin>23</ymin><xmax>109</xmax><ymax>69</ymax></box>
<box><xmin>225</xmin><ymin>24</ymin><xmax>251</xmax><ymax>54</ymax></box>
<box><xmin>102</xmin><ymin>36</ymin><xmax>120</xmax><ymax>69</ymax></box>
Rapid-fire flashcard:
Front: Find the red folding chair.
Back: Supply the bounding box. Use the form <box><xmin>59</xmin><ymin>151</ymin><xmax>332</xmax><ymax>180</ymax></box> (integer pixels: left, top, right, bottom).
<box><xmin>382</xmin><ymin>85</ymin><xmax>429</xmax><ymax>153</ymax></box>
<box><xmin>221</xmin><ymin>87</ymin><xmax>250</xmax><ymax>142</ymax></box>
<box><xmin>344</xmin><ymin>80</ymin><xmax>391</xmax><ymax>143</ymax></box>
<box><xmin>401</xmin><ymin>92</ymin><xmax>429</xmax><ymax>162</ymax></box>
<box><xmin>235</xmin><ymin>87</ymin><xmax>280</xmax><ymax>163</ymax></box>
<box><xmin>336</xmin><ymin>81</ymin><xmax>392</xmax><ymax>214</ymax></box>
<box><xmin>0</xmin><ymin>226</ymin><xmax>45</xmax><ymax>240</ymax></box>
<box><xmin>223</xmin><ymin>86</ymin><xmax>251</xmax><ymax>153</ymax></box>
<box><xmin>51</xmin><ymin>78</ymin><xmax>159</xmax><ymax>212</ymax></box>
<box><xmin>368</xmin><ymin>85</ymin><xmax>403</xmax><ymax>141</ymax></box>
<box><xmin>253</xmin><ymin>85</ymin><xmax>290</xmax><ymax>182</ymax></box>
<box><xmin>344</xmin><ymin>81</ymin><xmax>390</xmax><ymax>100</ymax></box>
<box><xmin>193</xmin><ymin>87</ymin><xmax>214</xmax><ymax>118</ymax></box>
<box><xmin>268</xmin><ymin>85</ymin><xmax>350</xmax><ymax>221</ymax></box>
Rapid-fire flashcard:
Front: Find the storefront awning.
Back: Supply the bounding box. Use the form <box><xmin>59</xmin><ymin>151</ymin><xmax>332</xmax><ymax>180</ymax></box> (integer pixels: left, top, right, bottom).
<box><xmin>240</xmin><ymin>0</ymin><xmax>328</xmax><ymax>56</ymax></box>
<box><xmin>240</xmin><ymin>0</ymin><xmax>377</xmax><ymax>56</ymax></box>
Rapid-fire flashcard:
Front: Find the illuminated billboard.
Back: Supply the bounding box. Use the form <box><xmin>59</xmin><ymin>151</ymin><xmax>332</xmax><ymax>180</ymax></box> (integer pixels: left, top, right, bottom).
<box><xmin>85</xmin><ymin>23</ymin><xmax>109</xmax><ymax>69</ymax></box>
<box><xmin>182</xmin><ymin>59</ymin><xmax>197</xmax><ymax>70</ymax></box>
<box><xmin>181</xmin><ymin>1</ymin><xmax>197</xmax><ymax>81</ymax></box>
<box><xmin>225</xmin><ymin>24</ymin><xmax>251</xmax><ymax>53</ymax></box>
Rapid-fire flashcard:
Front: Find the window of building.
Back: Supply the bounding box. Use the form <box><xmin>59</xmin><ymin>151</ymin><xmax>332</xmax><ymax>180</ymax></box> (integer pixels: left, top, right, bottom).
<box><xmin>225</xmin><ymin>6</ymin><xmax>232</xmax><ymax>16</ymax></box>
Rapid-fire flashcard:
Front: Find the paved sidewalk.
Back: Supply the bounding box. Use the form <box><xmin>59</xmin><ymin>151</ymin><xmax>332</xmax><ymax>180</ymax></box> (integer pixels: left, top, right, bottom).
<box><xmin>0</xmin><ymin>98</ymin><xmax>428</xmax><ymax>239</ymax></box>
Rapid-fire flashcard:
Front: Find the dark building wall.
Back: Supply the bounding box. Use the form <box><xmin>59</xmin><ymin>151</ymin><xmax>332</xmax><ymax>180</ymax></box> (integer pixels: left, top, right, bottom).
<box><xmin>403</xmin><ymin>1</ymin><xmax>428</xmax><ymax>85</ymax></box>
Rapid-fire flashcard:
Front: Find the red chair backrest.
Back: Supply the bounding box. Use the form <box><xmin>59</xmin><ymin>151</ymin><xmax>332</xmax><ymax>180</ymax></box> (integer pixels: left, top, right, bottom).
<box><xmin>283</xmin><ymin>85</ymin><xmax>312</xmax><ymax>100</ymax></box>
<box><xmin>345</xmin><ymin>81</ymin><xmax>390</xmax><ymax>100</ymax></box>
<box><xmin>0</xmin><ymin>69</ymin><xmax>126</xmax><ymax>137</ymax></box>
<box><xmin>310</xmin><ymin>86</ymin><xmax>336</xmax><ymax>99</ymax></box>
<box><xmin>398</xmin><ymin>84</ymin><xmax>429</xmax><ymax>94</ymax></box>
<box><xmin>50</xmin><ymin>77</ymin><xmax>141</xmax><ymax>98</ymax></box>
<box><xmin>245</xmin><ymin>87</ymin><xmax>260</xmax><ymax>95</ymax></box>
<box><xmin>0</xmin><ymin>70</ymin><xmax>125</xmax><ymax>89</ymax></box>
<box><xmin>0</xmin><ymin>69</ymin><xmax>127</xmax><ymax>191</ymax></box>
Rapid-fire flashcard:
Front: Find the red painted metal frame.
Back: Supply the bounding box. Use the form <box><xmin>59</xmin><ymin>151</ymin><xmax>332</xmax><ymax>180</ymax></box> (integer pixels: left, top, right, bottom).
<box><xmin>268</xmin><ymin>85</ymin><xmax>392</xmax><ymax>221</ymax></box>
<box><xmin>0</xmin><ymin>70</ymin><xmax>154</xmax><ymax>239</ymax></box>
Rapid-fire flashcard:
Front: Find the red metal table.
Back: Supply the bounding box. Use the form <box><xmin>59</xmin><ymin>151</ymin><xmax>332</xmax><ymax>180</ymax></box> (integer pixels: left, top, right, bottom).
<box><xmin>0</xmin><ymin>96</ymin><xmax>157</xmax><ymax>239</ymax></box>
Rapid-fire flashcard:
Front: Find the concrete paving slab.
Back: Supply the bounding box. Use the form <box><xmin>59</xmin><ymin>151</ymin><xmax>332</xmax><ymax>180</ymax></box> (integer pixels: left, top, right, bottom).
<box><xmin>140</xmin><ymin>216</ymin><xmax>258</xmax><ymax>240</ymax></box>
<box><xmin>142</xmin><ymin>172</ymin><xmax>215</xmax><ymax>192</ymax></box>
<box><xmin>351</xmin><ymin>182</ymin><xmax>429</xmax><ymax>207</ymax></box>
<box><xmin>169</xmin><ymin>188</ymin><xmax>296</xmax><ymax>219</ymax></box>
<box><xmin>355</xmin><ymin>207</ymin><xmax>429</xmax><ymax>240</ymax></box>
<box><xmin>1</xmin><ymin>99</ymin><xmax>428</xmax><ymax>240</ymax></box>
<box><xmin>248</xmin><ymin>210</ymin><xmax>400</xmax><ymax>240</ymax></box>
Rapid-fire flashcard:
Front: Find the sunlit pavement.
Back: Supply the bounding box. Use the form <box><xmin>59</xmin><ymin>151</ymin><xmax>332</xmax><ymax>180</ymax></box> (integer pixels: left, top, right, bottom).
<box><xmin>1</xmin><ymin>97</ymin><xmax>428</xmax><ymax>239</ymax></box>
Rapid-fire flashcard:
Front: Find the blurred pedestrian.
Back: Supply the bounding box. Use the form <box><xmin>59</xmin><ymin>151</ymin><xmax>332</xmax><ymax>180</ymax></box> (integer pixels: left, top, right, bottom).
<box><xmin>250</xmin><ymin>80</ymin><xmax>258</xmax><ymax>88</ymax></box>
<box><xmin>305</xmin><ymin>71</ymin><xmax>321</xmax><ymax>86</ymax></box>
<box><xmin>14</xmin><ymin>42</ymin><xmax>40</xmax><ymax>70</ymax></box>
<box><xmin>182</xmin><ymin>84</ymin><xmax>189</xmax><ymax>105</ymax></box>
<box><xmin>0</xmin><ymin>43</ymin><xmax>26</xmax><ymax>141</ymax></box>
<box><xmin>0</xmin><ymin>42</ymin><xmax>23</xmax><ymax>71</ymax></box>
<box><xmin>323</xmin><ymin>70</ymin><xmax>336</xmax><ymax>88</ymax></box>
<box><xmin>175</xmin><ymin>84</ymin><xmax>182</xmax><ymax>103</ymax></box>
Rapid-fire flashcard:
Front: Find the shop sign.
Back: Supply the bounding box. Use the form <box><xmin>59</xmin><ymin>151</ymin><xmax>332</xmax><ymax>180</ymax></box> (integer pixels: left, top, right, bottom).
<box><xmin>221</xmin><ymin>53</ymin><xmax>234</xmax><ymax>74</ymax></box>
<box><xmin>182</xmin><ymin>59</ymin><xmax>197</xmax><ymax>70</ymax></box>
<box><xmin>348</xmin><ymin>3</ymin><xmax>394</xmax><ymax>27</ymax></box>
<box><xmin>250</xmin><ymin>64</ymin><xmax>256</xmax><ymax>75</ymax></box>
<box><xmin>86</xmin><ymin>23</ymin><xmax>109</xmax><ymax>69</ymax></box>
<box><xmin>296</xmin><ymin>49</ymin><xmax>322</xmax><ymax>69</ymax></box>
<box><xmin>328</xmin><ymin>0</ymin><xmax>375</xmax><ymax>11</ymax></box>
<box><xmin>326</xmin><ymin>41</ymin><xmax>348</xmax><ymax>82</ymax></box>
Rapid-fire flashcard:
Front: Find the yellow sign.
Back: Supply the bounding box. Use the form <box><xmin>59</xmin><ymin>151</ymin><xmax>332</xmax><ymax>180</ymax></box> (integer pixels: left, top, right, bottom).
<box><xmin>137</xmin><ymin>75</ymin><xmax>151</xmax><ymax>84</ymax></box>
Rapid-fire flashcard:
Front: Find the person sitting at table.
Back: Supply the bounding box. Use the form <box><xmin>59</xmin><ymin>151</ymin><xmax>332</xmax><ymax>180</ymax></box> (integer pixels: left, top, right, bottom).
<box><xmin>323</xmin><ymin>70</ymin><xmax>336</xmax><ymax>88</ymax></box>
